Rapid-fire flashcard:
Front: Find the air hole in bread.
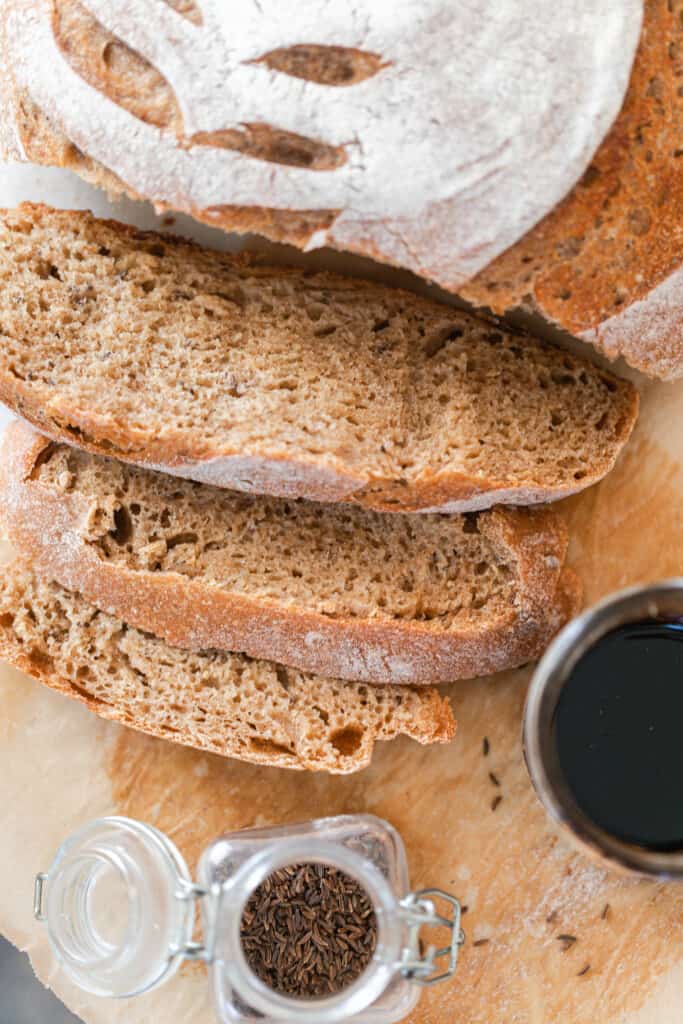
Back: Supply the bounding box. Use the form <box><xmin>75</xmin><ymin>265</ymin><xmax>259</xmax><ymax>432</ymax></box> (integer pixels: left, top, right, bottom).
<box><xmin>166</xmin><ymin>532</ymin><xmax>199</xmax><ymax>549</ymax></box>
<box><xmin>60</xmin><ymin>423</ymin><xmax>118</xmax><ymax>453</ymax></box>
<box><xmin>275</xmin><ymin>665</ymin><xmax>291</xmax><ymax>691</ymax></box>
<box><xmin>463</xmin><ymin>514</ymin><xmax>480</xmax><ymax>535</ymax></box>
<box><xmin>27</xmin><ymin>647</ymin><xmax>54</xmax><ymax>673</ymax></box>
<box><xmin>314</xmin><ymin>324</ymin><xmax>337</xmax><ymax>338</ymax></box>
<box><xmin>0</xmin><ymin>612</ymin><xmax>15</xmax><ymax>629</ymax></box>
<box><xmin>249</xmin><ymin>737</ymin><xmax>296</xmax><ymax>758</ymax></box>
<box><xmin>330</xmin><ymin>726</ymin><xmax>364</xmax><ymax>756</ymax></box>
<box><xmin>551</xmin><ymin>370</ymin><xmax>576</xmax><ymax>386</ymax></box>
<box><xmin>111</xmin><ymin>506</ymin><xmax>133</xmax><ymax>546</ymax></box>
<box><xmin>423</xmin><ymin>326</ymin><xmax>464</xmax><ymax>358</ymax></box>
<box><xmin>68</xmin><ymin>680</ymin><xmax>109</xmax><ymax>703</ymax></box>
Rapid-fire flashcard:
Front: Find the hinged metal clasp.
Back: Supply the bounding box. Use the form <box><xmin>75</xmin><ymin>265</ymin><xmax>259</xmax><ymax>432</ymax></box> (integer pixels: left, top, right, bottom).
<box><xmin>168</xmin><ymin>879</ymin><xmax>224</xmax><ymax>965</ymax></box>
<box><xmin>398</xmin><ymin>888</ymin><xmax>465</xmax><ymax>986</ymax></box>
<box><xmin>33</xmin><ymin>873</ymin><xmax>48</xmax><ymax>922</ymax></box>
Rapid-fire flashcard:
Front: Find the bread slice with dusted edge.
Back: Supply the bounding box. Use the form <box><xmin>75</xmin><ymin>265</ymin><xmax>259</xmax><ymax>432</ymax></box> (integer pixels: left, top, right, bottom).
<box><xmin>0</xmin><ymin>422</ymin><xmax>581</xmax><ymax>686</ymax></box>
<box><xmin>0</xmin><ymin>205</ymin><xmax>637</xmax><ymax>513</ymax></box>
<box><xmin>0</xmin><ymin>561</ymin><xmax>455</xmax><ymax>773</ymax></box>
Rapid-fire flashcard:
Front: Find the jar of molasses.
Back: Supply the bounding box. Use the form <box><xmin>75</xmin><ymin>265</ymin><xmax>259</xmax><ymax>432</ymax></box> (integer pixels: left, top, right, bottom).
<box><xmin>33</xmin><ymin>814</ymin><xmax>464</xmax><ymax>1023</ymax></box>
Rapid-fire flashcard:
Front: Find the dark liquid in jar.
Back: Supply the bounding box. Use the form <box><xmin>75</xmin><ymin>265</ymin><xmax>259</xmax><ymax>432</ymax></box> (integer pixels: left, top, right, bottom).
<box><xmin>553</xmin><ymin>621</ymin><xmax>683</xmax><ymax>851</ymax></box>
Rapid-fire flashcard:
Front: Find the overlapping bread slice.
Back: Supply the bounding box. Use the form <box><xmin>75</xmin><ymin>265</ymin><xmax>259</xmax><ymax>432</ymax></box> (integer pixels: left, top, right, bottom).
<box><xmin>0</xmin><ymin>560</ymin><xmax>455</xmax><ymax>774</ymax></box>
<box><xmin>0</xmin><ymin>205</ymin><xmax>637</xmax><ymax>513</ymax></box>
<box><xmin>1</xmin><ymin>422</ymin><xmax>580</xmax><ymax>686</ymax></box>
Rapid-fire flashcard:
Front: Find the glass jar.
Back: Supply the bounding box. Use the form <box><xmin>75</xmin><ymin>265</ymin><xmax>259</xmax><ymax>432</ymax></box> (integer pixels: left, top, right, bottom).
<box><xmin>34</xmin><ymin>813</ymin><xmax>465</xmax><ymax>1023</ymax></box>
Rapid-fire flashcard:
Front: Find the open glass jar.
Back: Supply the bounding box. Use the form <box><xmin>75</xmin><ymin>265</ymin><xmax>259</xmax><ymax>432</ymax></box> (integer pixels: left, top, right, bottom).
<box><xmin>34</xmin><ymin>814</ymin><xmax>464</xmax><ymax>1023</ymax></box>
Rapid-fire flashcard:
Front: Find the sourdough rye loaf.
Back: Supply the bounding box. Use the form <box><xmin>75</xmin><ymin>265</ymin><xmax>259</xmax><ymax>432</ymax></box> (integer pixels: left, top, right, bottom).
<box><xmin>0</xmin><ymin>0</ymin><xmax>641</xmax><ymax>293</ymax></box>
<box><xmin>0</xmin><ymin>423</ymin><xmax>582</xmax><ymax>685</ymax></box>
<box><xmin>3</xmin><ymin>2</ymin><xmax>681</xmax><ymax>379</ymax></box>
<box><xmin>0</xmin><ymin>561</ymin><xmax>455</xmax><ymax>773</ymax></box>
<box><xmin>0</xmin><ymin>205</ymin><xmax>638</xmax><ymax>513</ymax></box>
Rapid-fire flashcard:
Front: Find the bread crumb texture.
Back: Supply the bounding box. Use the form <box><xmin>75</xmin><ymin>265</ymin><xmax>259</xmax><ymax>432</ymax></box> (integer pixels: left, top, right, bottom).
<box><xmin>38</xmin><ymin>445</ymin><xmax>554</xmax><ymax>626</ymax></box>
<box><xmin>0</xmin><ymin>205</ymin><xmax>637</xmax><ymax>510</ymax></box>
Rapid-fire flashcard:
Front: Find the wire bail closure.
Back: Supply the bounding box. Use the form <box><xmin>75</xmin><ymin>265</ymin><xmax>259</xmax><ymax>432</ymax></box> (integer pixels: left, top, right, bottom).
<box><xmin>33</xmin><ymin>872</ymin><xmax>47</xmax><ymax>922</ymax></box>
<box><xmin>168</xmin><ymin>878</ymin><xmax>224</xmax><ymax>964</ymax></box>
<box><xmin>398</xmin><ymin>888</ymin><xmax>465</xmax><ymax>985</ymax></box>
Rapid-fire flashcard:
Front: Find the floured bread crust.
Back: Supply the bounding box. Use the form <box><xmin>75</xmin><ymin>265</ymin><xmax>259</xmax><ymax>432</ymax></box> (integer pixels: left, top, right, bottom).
<box><xmin>579</xmin><ymin>266</ymin><xmax>683</xmax><ymax>381</ymax></box>
<box><xmin>0</xmin><ymin>0</ymin><xmax>641</xmax><ymax>290</ymax></box>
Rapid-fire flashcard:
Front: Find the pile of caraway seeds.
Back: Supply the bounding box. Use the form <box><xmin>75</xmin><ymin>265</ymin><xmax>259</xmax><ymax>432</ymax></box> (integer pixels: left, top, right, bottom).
<box><xmin>240</xmin><ymin>862</ymin><xmax>378</xmax><ymax>998</ymax></box>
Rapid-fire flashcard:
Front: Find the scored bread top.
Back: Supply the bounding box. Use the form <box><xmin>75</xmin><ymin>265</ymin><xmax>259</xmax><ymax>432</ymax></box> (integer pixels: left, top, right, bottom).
<box><xmin>4</xmin><ymin>4</ymin><xmax>680</xmax><ymax>380</ymax></box>
<box><xmin>1</xmin><ymin>422</ymin><xmax>581</xmax><ymax>685</ymax></box>
<box><xmin>0</xmin><ymin>0</ymin><xmax>641</xmax><ymax>289</ymax></box>
<box><xmin>0</xmin><ymin>205</ymin><xmax>638</xmax><ymax>512</ymax></box>
<box><xmin>0</xmin><ymin>561</ymin><xmax>455</xmax><ymax>773</ymax></box>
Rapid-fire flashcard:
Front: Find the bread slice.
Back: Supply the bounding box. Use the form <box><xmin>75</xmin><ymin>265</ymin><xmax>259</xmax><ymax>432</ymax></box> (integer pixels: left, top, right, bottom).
<box><xmin>0</xmin><ymin>560</ymin><xmax>455</xmax><ymax>773</ymax></box>
<box><xmin>1</xmin><ymin>422</ymin><xmax>581</xmax><ymax>685</ymax></box>
<box><xmin>0</xmin><ymin>204</ymin><xmax>637</xmax><ymax>512</ymax></box>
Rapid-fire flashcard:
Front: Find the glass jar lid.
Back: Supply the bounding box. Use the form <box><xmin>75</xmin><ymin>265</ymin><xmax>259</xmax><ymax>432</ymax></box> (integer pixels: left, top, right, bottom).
<box><xmin>34</xmin><ymin>816</ymin><xmax>195</xmax><ymax>997</ymax></box>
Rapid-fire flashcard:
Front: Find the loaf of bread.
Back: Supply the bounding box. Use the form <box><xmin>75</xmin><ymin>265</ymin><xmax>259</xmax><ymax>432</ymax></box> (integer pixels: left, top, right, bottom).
<box><xmin>0</xmin><ymin>205</ymin><xmax>638</xmax><ymax>512</ymax></box>
<box><xmin>0</xmin><ymin>422</ymin><xmax>581</xmax><ymax>685</ymax></box>
<box><xmin>2</xmin><ymin>2</ymin><xmax>679</xmax><ymax>380</ymax></box>
<box><xmin>0</xmin><ymin>0</ymin><xmax>640</xmax><ymax>291</ymax></box>
<box><xmin>0</xmin><ymin>560</ymin><xmax>456</xmax><ymax>772</ymax></box>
